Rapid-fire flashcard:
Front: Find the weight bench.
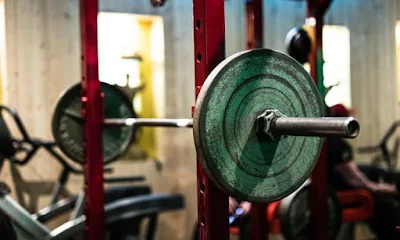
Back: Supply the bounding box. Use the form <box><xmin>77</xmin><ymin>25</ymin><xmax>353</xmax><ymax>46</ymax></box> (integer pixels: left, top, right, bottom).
<box><xmin>0</xmin><ymin>187</ymin><xmax>184</xmax><ymax>240</ymax></box>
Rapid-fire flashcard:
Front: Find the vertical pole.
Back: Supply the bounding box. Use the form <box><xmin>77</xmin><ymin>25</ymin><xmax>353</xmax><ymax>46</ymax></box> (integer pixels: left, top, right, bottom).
<box><xmin>193</xmin><ymin>0</ymin><xmax>229</xmax><ymax>240</ymax></box>
<box><xmin>307</xmin><ymin>1</ymin><xmax>331</xmax><ymax>240</ymax></box>
<box><xmin>246</xmin><ymin>1</ymin><xmax>267</xmax><ymax>240</ymax></box>
<box><xmin>250</xmin><ymin>204</ymin><xmax>267</xmax><ymax>240</ymax></box>
<box><xmin>246</xmin><ymin>0</ymin><xmax>263</xmax><ymax>49</ymax></box>
<box><xmin>80</xmin><ymin>0</ymin><xmax>105</xmax><ymax>240</ymax></box>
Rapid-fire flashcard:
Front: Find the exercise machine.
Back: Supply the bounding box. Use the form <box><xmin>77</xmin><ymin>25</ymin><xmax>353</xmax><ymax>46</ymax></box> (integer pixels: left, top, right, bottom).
<box><xmin>0</xmin><ymin>104</ymin><xmax>184</xmax><ymax>240</ymax></box>
<box><xmin>358</xmin><ymin>120</ymin><xmax>400</xmax><ymax>187</ymax></box>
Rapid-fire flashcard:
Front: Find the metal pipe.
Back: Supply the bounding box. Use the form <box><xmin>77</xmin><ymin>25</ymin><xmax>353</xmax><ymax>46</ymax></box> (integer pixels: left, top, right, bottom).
<box><xmin>271</xmin><ymin>117</ymin><xmax>359</xmax><ymax>138</ymax></box>
<box><xmin>104</xmin><ymin>118</ymin><xmax>193</xmax><ymax>128</ymax></box>
<box><xmin>107</xmin><ymin>115</ymin><xmax>359</xmax><ymax>139</ymax></box>
<box><xmin>64</xmin><ymin>110</ymin><xmax>193</xmax><ymax>128</ymax></box>
<box><xmin>68</xmin><ymin>108</ymin><xmax>359</xmax><ymax>138</ymax></box>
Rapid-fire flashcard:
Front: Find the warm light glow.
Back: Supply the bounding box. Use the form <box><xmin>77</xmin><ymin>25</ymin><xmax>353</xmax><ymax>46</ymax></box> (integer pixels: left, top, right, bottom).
<box><xmin>0</xmin><ymin>1</ymin><xmax>6</xmax><ymax>103</ymax></box>
<box><xmin>98</xmin><ymin>12</ymin><xmax>165</xmax><ymax>118</ymax></box>
<box><xmin>150</xmin><ymin>17</ymin><xmax>166</xmax><ymax>118</ymax></box>
<box><xmin>306</xmin><ymin>17</ymin><xmax>316</xmax><ymax>26</ymax></box>
<box><xmin>98</xmin><ymin>12</ymin><xmax>141</xmax><ymax>88</ymax></box>
<box><xmin>323</xmin><ymin>25</ymin><xmax>351</xmax><ymax>108</ymax></box>
<box><xmin>396</xmin><ymin>24</ymin><xmax>400</xmax><ymax>44</ymax></box>
<box><xmin>396</xmin><ymin>22</ymin><xmax>400</xmax><ymax>103</ymax></box>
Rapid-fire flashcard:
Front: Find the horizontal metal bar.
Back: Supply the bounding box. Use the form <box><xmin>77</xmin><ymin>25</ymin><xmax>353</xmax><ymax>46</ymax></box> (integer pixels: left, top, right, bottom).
<box><xmin>33</xmin><ymin>196</ymin><xmax>78</xmax><ymax>223</ymax></box>
<box><xmin>271</xmin><ymin>117</ymin><xmax>359</xmax><ymax>138</ymax></box>
<box><xmin>66</xmin><ymin>108</ymin><xmax>359</xmax><ymax>138</ymax></box>
<box><xmin>103</xmin><ymin>176</ymin><xmax>145</xmax><ymax>183</ymax></box>
<box><xmin>104</xmin><ymin>118</ymin><xmax>193</xmax><ymax>128</ymax></box>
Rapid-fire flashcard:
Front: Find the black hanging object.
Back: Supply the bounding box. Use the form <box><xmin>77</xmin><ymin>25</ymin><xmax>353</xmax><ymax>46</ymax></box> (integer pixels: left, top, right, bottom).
<box><xmin>150</xmin><ymin>0</ymin><xmax>167</xmax><ymax>7</ymax></box>
<box><xmin>285</xmin><ymin>27</ymin><xmax>312</xmax><ymax>65</ymax></box>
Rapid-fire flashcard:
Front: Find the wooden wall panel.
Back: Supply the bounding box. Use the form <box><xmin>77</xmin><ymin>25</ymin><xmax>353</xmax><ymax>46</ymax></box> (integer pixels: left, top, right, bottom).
<box><xmin>1</xmin><ymin>0</ymin><xmax>81</xmax><ymax>204</ymax></box>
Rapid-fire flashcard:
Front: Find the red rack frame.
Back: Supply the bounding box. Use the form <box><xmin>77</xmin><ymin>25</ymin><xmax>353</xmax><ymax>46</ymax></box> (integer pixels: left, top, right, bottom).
<box><xmin>80</xmin><ymin>0</ymin><xmax>335</xmax><ymax>239</ymax></box>
<box><xmin>80</xmin><ymin>0</ymin><xmax>105</xmax><ymax>239</ymax></box>
<box><xmin>307</xmin><ymin>1</ymin><xmax>332</xmax><ymax>239</ymax></box>
<box><xmin>193</xmin><ymin>1</ymin><xmax>230</xmax><ymax>239</ymax></box>
<box><xmin>246</xmin><ymin>1</ymin><xmax>267</xmax><ymax>240</ymax></box>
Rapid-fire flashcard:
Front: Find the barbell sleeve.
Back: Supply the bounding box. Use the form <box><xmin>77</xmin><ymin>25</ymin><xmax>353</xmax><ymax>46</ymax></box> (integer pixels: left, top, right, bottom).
<box><xmin>256</xmin><ymin>110</ymin><xmax>360</xmax><ymax>139</ymax></box>
<box><xmin>270</xmin><ymin>117</ymin><xmax>359</xmax><ymax>138</ymax></box>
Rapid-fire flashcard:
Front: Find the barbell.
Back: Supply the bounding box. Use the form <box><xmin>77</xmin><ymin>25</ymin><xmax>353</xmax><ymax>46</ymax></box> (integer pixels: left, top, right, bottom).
<box><xmin>63</xmin><ymin>110</ymin><xmax>357</xmax><ymax>138</ymax></box>
<box><xmin>52</xmin><ymin>48</ymin><xmax>360</xmax><ymax>202</ymax></box>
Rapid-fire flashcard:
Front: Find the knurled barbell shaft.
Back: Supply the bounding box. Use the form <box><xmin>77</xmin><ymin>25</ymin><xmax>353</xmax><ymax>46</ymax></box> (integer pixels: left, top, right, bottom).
<box><xmin>269</xmin><ymin>117</ymin><xmax>359</xmax><ymax>138</ymax></box>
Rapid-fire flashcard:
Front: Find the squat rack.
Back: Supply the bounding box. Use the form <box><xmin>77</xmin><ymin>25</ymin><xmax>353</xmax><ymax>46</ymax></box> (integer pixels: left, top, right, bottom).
<box><xmin>80</xmin><ymin>0</ymin><xmax>104</xmax><ymax>239</ymax></box>
<box><xmin>246</xmin><ymin>1</ymin><xmax>268</xmax><ymax>240</ymax></box>
<box><xmin>79</xmin><ymin>0</ymin><xmax>333</xmax><ymax>239</ymax></box>
<box><xmin>307</xmin><ymin>1</ymin><xmax>333</xmax><ymax>240</ymax></box>
<box><xmin>193</xmin><ymin>1</ymin><xmax>229</xmax><ymax>239</ymax></box>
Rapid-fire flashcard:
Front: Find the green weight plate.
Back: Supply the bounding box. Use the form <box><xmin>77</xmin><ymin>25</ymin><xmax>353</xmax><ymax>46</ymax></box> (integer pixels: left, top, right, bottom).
<box><xmin>279</xmin><ymin>181</ymin><xmax>342</xmax><ymax>240</ymax></box>
<box><xmin>52</xmin><ymin>82</ymin><xmax>135</xmax><ymax>165</ymax></box>
<box><xmin>193</xmin><ymin>48</ymin><xmax>324</xmax><ymax>202</ymax></box>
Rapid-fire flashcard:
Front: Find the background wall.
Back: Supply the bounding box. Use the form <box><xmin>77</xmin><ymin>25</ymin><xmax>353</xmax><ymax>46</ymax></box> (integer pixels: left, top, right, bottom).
<box><xmin>263</xmin><ymin>0</ymin><xmax>400</xmax><ymax>158</ymax></box>
<box><xmin>0</xmin><ymin>0</ymin><xmax>81</xmax><ymax>211</ymax></box>
<box><xmin>0</xmin><ymin>0</ymin><xmax>400</xmax><ymax>239</ymax></box>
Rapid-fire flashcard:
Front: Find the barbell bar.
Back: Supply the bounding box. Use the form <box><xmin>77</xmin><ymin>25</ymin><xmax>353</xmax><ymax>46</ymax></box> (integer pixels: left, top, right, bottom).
<box><xmin>256</xmin><ymin>110</ymin><xmax>359</xmax><ymax>139</ymax></box>
<box><xmin>64</xmin><ymin>109</ymin><xmax>194</xmax><ymax>128</ymax></box>
<box><xmin>52</xmin><ymin>48</ymin><xmax>361</xmax><ymax>202</ymax></box>
<box><xmin>65</xmin><ymin>108</ymin><xmax>358</xmax><ymax>138</ymax></box>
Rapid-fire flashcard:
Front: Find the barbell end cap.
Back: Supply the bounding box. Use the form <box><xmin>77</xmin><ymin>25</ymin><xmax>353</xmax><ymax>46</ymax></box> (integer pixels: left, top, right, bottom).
<box><xmin>343</xmin><ymin>117</ymin><xmax>360</xmax><ymax>139</ymax></box>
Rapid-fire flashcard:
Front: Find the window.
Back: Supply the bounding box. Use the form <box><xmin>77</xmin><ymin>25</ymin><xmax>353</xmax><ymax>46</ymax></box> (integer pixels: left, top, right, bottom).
<box><xmin>97</xmin><ymin>12</ymin><xmax>165</xmax><ymax>159</ymax></box>
<box><xmin>322</xmin><ymin>25</ymin><xmax>352</xmax><ymax>108</ymax></box>
<box><xmin>323</xmin><ymin>25</ymin><xmax>351</xmax><ymax>108</ymax></box>
<box><xmin>98</xmin><ymin>12</ymin><xmax>142</xmax><ymax>89</ymax></box>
